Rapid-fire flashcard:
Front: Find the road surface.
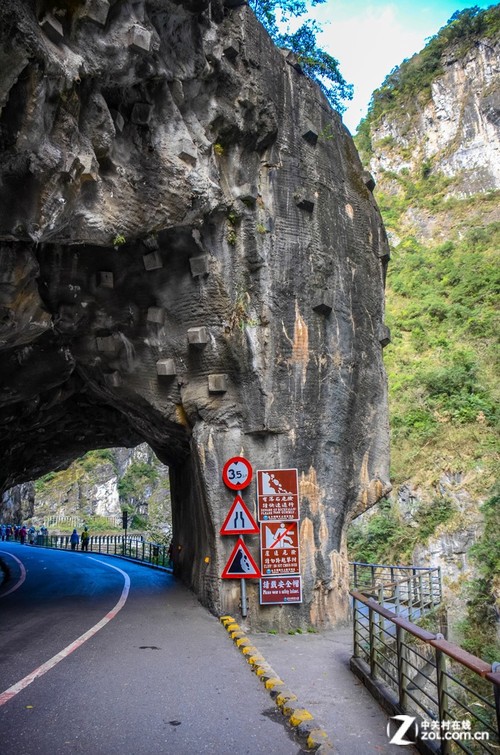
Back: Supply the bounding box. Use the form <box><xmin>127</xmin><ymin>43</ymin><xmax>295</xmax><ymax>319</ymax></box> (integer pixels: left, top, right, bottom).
<box><xmin>0</xmin><ymin>543</ymin><xmax>304</xmax><ymax>754</ymax></box>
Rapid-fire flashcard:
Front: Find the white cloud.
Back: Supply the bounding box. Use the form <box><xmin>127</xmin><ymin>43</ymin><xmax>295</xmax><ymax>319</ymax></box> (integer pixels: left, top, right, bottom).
<box><xmin>312</xmin><ymin>4</ymin><xmax>430</xmax><ymax>131</ymax></box>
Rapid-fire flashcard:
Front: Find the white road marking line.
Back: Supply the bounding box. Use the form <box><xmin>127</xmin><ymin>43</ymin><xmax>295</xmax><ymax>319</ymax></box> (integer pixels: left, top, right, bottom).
<box><xmin>0</xmin><ymin>557</ymin><xmax>130</xmax><ymax>707</ymax></box>
<box><xmin>0</xmin><ymin>550</ymin><xmax>27</xmax><ymax>597</ymax></box>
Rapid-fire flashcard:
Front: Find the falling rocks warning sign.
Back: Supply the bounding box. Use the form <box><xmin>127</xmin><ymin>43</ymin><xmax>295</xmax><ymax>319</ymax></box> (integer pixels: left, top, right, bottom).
<box><xmin>256</xmin><ymin>468</ymin><xmax>299</xmax><ymax>521</ymax></box>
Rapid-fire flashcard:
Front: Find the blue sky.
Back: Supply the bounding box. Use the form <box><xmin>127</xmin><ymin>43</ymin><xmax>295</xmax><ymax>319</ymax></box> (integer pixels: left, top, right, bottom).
<box><xmin>307</xmin><ymin>1</ymin><xmax>497</xmax><ymax>131</ymax></box>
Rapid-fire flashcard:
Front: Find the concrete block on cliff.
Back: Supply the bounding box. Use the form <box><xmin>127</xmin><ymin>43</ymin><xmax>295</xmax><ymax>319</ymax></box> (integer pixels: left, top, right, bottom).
<box><xmin>378</xmin><ymin>324</ymin><xmax>391</xmax><ymax>347</ymax></box>
<box><xmin>131</xmin><ymin>103</ymin><xmax>152</xmax><ymax>126</ymax></box>
<box><xmin>143</xmin><ymin>251</ymin><xmax>163</xmax><ymax>271</ymax></box>
<box><xmin>128</xmin><ymin>25</ymin><xmax>152</xmax><ymax>53</ymax></box>
<box><xmin>104</xmin><ymin>371</ymin><xmax>122</xmax><ymax>388</ymax></box>
<box><xmin>302</xmin><ymin>122</ymin><xmax>318</xmax><ymax>146</ymax></box>
<box><xmin>189</xmin><ymin>255</ymin><xmax>209</xmax><ymax>277</ymax></box>
<box><xmin>40</xmin><ymin>15</ymin><xmax>64</xmax><ymax>44</ymax></box>
<box><xmin>187</xmin><ymin>327</ymin><xmax>209</xmax><ymax>347</ymax></box>
<box><xmin>208</xmin><ymin>374</ymin><xmax>228</xmax><ymax>394</ymax></box>
<box><xmin>312</xmin><ymin>291</ymin><xmax>334</xmax><ymax>316</ymax></box>
<box><xmin>96</xmin><ymin>335</ymin><xmax>118</xmax><ymax>353</ymax></box>
<box><xmin>295</xmin><ymin>196</ymin><xmax>315</xmax><ymax>213</ymax></box>
<box><xmin>97</xmin><ymin>271</ymin><xmax>114</xmax><ymax>289</ymax></box>
<box><xmin>147</xmin><ymin>307</ymin><xmax>165</xmax><ymax>325</ymax></box>
<box><xmin>156</xmin><ymin>359</ymin><xmax>176</xmax><ymax>377</ymax></box>
<box><xmin>83</xmin><ymin>0</ymin><xmax>110</xmax><ymax>26</ymax></box>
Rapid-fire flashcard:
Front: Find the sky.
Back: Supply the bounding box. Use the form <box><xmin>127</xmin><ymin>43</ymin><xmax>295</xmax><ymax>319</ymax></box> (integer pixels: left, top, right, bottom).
<box><xmin>306</xmin><ymin>0</ymin><xmax>497</xmax><ymax>132</ymax></box>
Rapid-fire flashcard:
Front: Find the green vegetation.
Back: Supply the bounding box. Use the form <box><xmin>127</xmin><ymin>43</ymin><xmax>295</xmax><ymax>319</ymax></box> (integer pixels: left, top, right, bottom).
<box><xmin>112</xmin><ymin>233</ymin><xmax>126</xmax><ymax>247</ymax></box>
<box><xmin>248</xmin><ymin>0</ymin><xmax>353</xmax><ymax>111</ymax></box>
<box><xmin>457</xmin><ymin>490</ymin><xmax>500</xmax><ymax>661</ymax></box>
<box><xmin>80</xmin><ymin>449</ymin><xmax>116</xmax><ymax>472</ymax></box>
<box><xmin>382</xmin><ymin>193</ymin><xmax>499</xmax><ymax>488</ymax></box>
<box><xmin>356</xmin><ymin>6</ymin><xmax>500</xmax><ymax>159</ymax></box>
<box><xmin>348</xmin><ymin>497</ymin><xmax>456</xmax><ymax>565</ymax></box>
<box><xmin>117</xmin><ymin>462</ymin><xmax>159</xmax><ymax>504</ymax></box>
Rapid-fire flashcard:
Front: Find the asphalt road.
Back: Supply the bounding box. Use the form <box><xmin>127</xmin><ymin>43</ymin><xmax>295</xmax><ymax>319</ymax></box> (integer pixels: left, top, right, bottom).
<box><xmin>0</xmin><ymin>543</ymin><xmax>304</xmax><ymax>755</ymax></box>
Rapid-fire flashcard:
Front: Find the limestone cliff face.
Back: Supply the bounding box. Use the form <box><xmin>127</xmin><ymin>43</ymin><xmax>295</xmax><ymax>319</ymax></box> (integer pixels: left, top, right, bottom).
<box><xmin>368</xmin><ymin>36</ymin><xmax>500</xmax><ymax>194</ymax></box>
<box><xmin>0</xmin><ymin>0</ymin><xmax>390</xmax><ymax>627</ymax></box>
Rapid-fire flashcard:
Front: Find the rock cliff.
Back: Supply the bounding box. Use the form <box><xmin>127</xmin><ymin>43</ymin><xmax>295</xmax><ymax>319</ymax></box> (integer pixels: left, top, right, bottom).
<box><xmin>367</xmin><ymin>35</ymin><xmax>500</xmax><ymax>195</ymax></box>
<box><xmin>0</xmin><ymin>0</ymin><xmax>390</xmax><ymax>627</ymax></box>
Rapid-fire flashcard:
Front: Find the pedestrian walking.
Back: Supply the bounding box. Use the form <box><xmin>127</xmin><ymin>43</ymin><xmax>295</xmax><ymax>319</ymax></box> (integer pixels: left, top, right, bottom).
<box><xmin>81</xmin><ymin>527</ymin><xmax>90</xmax><ymax>552</ymax></box>
<box><xmin>70</xmin><ymin>529</ymin><xmax>79</xmax><ymax>551</ymax></box>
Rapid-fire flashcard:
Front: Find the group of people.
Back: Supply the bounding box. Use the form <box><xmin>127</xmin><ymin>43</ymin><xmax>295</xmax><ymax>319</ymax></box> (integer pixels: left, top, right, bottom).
<box><xmin>0</xmin><ymin>524</ymin><xmax>91</xmax><ymax>551</ymax></box>
<box><xmin>70</xmin><ymin>527</ymin><xmax>90</xmax><ymax>551</ymax></box>
<box><xmin>0</xmin><ymin>524</ymin><xmax>49</xmax><ymax>544</ymax></box>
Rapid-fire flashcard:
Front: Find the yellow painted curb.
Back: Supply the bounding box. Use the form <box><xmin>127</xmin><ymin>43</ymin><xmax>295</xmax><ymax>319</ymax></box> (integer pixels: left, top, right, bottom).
<box><xmin>220</xmin><ymin>615</ymin><xmax>235</xmax><ymax>624</ymax></box>
<box><xmin>235</xmin><ymin>637</ymin><xmax>251</xmax><ymax>647</ymax></box>
<box><xmin>289</xmin><ymin>709</ymin><xmax>314</xmax><ymax>727</ymax></box>
<box><xmin>264</xmin><ymin>677</ymin><xmax>284</xmax><ymax>690</ymax></box>
<box><xmin>247</xmin><ymin>654</ymin><xmax>265</xmax><ymax>665</ymax></box>
<box><xmin>276</xmin><ymin>691</ymin><xmax>298</xmax><ymax>707</ymax></box>
<box><xmin>255</xmin><ymin>663</ymin><xmax>271</xmax><ymax>676</ymax></box>
<box><xmin>241</xmin><ymin>645</ymin><xmax>258</xmax><ymax>655</ymax></box>
<box><xmin>230</xmin><ymin>631</ymin><xmax>245</xmax><ymax>640</ymax></box>
<box><xmin>307</xmin><ymin>729</ymin><xmax>331</xmax><ymax>749</ymax></box>
<box><xmin>226</xmin><ymin>623</ymin><xmax>240</xmax><ymax>632</ymax></box>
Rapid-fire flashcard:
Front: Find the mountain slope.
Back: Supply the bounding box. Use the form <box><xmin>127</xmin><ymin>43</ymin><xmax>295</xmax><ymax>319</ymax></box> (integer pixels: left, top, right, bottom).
<box><xmin>350</xmin><ymin>6</ymin><xmax>500</xmax><ymax>652</ymax></box>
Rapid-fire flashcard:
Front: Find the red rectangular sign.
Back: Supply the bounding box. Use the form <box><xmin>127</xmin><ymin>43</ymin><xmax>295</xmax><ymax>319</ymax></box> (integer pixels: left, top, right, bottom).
<box><xmin>257</xmin><ymin>468</ymin><xmax>299</xmax><ymax>521</ymax></box>
<box><xmin>260</xmin><ymin>521</ymin><xmax>300</xmax><ymax>576</ymax></box>
<box><xmin>260</xmin><ymin>576</ymin><xmax>302</xmax><ymax>604</ymax></box>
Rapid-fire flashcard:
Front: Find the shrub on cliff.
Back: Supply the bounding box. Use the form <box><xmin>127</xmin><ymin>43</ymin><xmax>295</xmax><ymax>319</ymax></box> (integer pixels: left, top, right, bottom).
<box><xmin>248</xmin><ymin>0</ymin><xmax>353</xmax><ymax>111</ymax></box>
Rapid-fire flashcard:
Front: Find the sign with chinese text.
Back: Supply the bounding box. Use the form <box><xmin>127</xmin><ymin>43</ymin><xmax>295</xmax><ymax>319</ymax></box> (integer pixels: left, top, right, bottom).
<box><xmin>260</xmin><ymin>521</ymin><xmax>300</xmax><ymax>575</ymax></box>
<box><xmin>256</xmin><ymin>468</ymin><xmax>299</xmax><ymax>521</ymax></box>
<box><xmin>260</xmin><ymin>576</ymin><xmax>302</xmax><ymax>604</ymax></box>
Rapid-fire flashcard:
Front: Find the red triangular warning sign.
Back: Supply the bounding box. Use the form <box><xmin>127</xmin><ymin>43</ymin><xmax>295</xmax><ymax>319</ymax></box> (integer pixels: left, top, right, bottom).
<box><xmin>220</xmin><ymin>495</ymin><xmax>259</xmax><ymax>535</ymax></box>
<box><xmin>221</xmin><ymin>537</ymin><xmax>261</xmax><ymax>579</ymax></box>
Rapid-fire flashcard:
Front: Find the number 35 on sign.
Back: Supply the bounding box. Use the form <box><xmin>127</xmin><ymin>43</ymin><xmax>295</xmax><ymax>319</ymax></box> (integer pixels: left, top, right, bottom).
<box><xmin>222</xmin><ymin>457</ymin><xmax>253</xmax><ymax>491</ymax></box>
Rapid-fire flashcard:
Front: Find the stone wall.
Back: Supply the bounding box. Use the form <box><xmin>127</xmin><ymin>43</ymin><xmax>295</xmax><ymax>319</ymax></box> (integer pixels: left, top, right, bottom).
<box><xmin>0</xmin><ymin>0</ymin><xmax>390</xmax><ymax>628</ymax></box>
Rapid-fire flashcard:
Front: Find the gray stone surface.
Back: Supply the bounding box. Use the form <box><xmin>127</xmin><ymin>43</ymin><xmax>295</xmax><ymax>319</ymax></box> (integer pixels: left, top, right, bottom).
<box><xmin>0</xmin><ymin>1</ymin><xmax>390</xmax><ymax>628</ymax></box>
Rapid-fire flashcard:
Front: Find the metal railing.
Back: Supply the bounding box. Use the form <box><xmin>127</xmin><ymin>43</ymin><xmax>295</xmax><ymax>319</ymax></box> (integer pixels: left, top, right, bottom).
<box><xmin>351</xmin><ymin>590</ymin><xmax>500</xmax><ymax>753</ymax></box>
<box><xmin>33</xmin><ymin>535</ymin><xmax>172</xmax><ymax>569</ymax></box>
<box><xmin>350</xmin><ymin>561</ymin><xmax>442</xmax><ymax>623</ymax></box>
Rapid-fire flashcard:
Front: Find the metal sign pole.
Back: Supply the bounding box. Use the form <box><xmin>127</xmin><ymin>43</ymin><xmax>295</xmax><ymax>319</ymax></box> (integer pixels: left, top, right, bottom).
<box><xmin>241</xmin><ymin>578</ymin><xmax>247</xmax><ymax>618</ymax></box>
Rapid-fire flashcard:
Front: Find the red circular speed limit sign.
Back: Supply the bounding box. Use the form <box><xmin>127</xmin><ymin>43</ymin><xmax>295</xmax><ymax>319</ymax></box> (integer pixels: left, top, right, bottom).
<box><xmin>222</xmin><ymin>457</ymin><xmax>253</xmax><ymax>490</ymax></box>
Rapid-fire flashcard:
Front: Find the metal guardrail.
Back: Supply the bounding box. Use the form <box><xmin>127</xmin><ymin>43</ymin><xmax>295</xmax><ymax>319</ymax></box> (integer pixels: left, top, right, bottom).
<box><xmin>350</xmin><ymin>561</ymin><xmax>442</xmax><ymax>623</ymax></box>
<box><xmin>33</xmin><ymin>535</ymin><xmax>172</xmax><ymax>569</ymax></box>
<box><xmin>351</xmin><ymin>591</ymin><xmax>500</xmax><ymax>754</ymax></box>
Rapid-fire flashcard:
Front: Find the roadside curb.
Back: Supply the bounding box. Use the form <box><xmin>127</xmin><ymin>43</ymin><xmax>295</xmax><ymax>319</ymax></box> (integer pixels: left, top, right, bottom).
<box><xmin>220</xmin><ymin>615</ymin><xmax>334</xmax><ymax>752</ymax></box>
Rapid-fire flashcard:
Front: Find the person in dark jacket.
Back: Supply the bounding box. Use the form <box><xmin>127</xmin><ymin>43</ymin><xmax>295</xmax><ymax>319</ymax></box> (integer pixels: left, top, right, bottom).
<box><xmin>70</xmin><ymin>529</ymin><xmax>79</xmax><ymax>551</ymax></box>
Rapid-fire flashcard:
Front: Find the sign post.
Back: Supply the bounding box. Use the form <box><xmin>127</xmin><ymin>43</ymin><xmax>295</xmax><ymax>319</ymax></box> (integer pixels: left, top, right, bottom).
<box><xmin>220</xmin><ymin>457</ymin><xmax>257</xmax><ymax>620</ymax></box>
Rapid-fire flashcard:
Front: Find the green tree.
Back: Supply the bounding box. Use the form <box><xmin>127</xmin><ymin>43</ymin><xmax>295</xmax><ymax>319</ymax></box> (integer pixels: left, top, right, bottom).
<box><xmin>248</xmin><ymin>0</ymin><xmax>353</xmax><ymax>111</ymax></box>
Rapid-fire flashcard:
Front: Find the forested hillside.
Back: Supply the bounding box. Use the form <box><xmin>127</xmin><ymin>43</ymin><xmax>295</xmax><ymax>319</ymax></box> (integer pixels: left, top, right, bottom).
<box><xmin>350</xmin><ymin>5</ymin><xmax>499</xmax><ymax>656</ymax></box>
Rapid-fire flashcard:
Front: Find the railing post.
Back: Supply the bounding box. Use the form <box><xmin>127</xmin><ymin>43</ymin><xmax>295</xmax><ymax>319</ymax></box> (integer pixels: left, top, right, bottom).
<box><xmin>418</xmin><ymin>572</ymin><xmax>424</xmax><ymax>610</ymax></box>
<box><xmin>395</xmin><ymin>582</ymin><xmax>401</xmax><ymax>615</ymax></box>
<box><xmin>396</xmin><ymin>625</ymin><xmax>408</xmax><ymax>710</ymax></box>
<box><xmin>429</xmin><ymin>569</ymin><xmax>435</xmax><ymax>608</ymax></box>
<box><xmin>353</xmin><ymin>598</ymin><xmax>359</xmax><ymax>657</ymax></box>
<box><xmin>435</xmin><ymin>644</ymin><xmax>451</xmax><ymax>754</ymax></box>
<box><xmin>492</xmin><ymin>662</ymin><xmax>500</xmax><ymax>739</ymax></box>
<box><xmin>369</xmin><ymin>605</ymin><xmax>377</xmax><ymax>678</ymax></box>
